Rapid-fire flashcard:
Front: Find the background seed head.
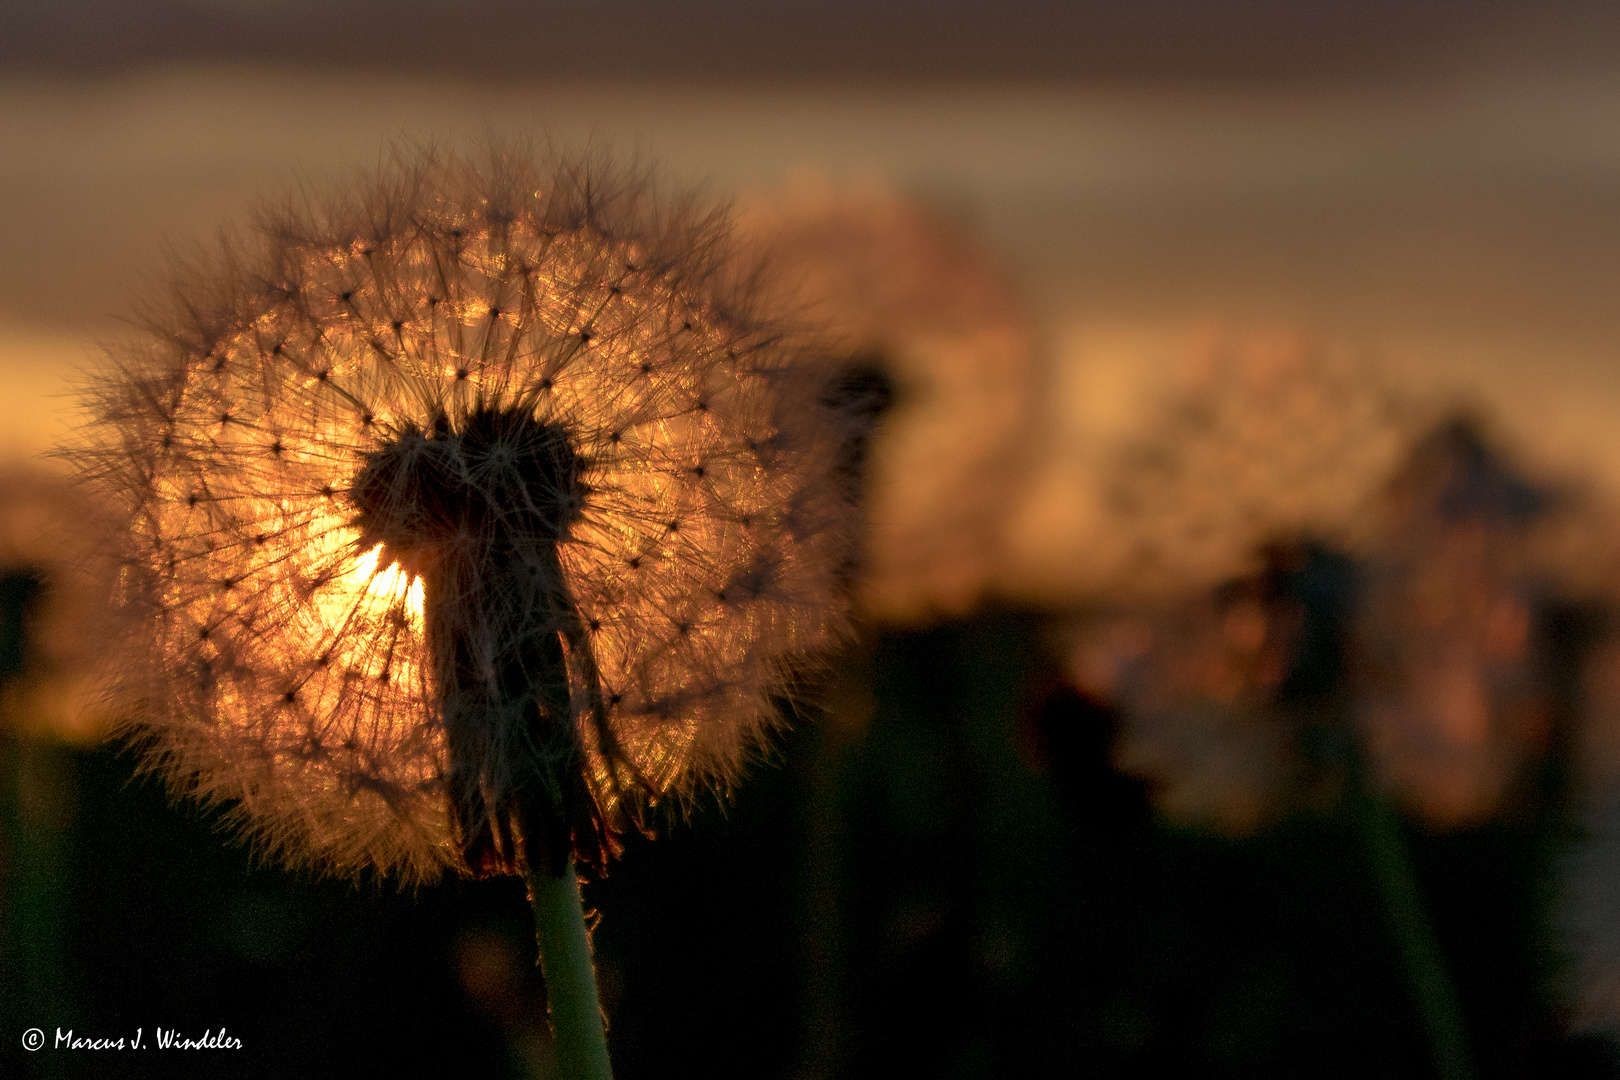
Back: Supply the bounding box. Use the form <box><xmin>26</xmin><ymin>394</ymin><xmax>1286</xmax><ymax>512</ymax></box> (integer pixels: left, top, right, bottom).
<box><xmin>738</xmin><ymin>183</ymin><xmax>1036</xmax><ymax>622</ymax></box>
<box><xmin>67</xmin><ymin>142</ymin><xmax>855</xmax><ymax>882</ymax></box>
<box><xmin>0</xmin><ymin>465</ymin><xmax>123</xmax><ymax>743</ymax></box>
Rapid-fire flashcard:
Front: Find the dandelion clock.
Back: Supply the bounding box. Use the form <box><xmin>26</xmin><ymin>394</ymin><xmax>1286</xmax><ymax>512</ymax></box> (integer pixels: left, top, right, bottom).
<box><xmin>67</xmin><ymin>144</ymin><xmax>855</xmax><ymax>1078</ymax></box>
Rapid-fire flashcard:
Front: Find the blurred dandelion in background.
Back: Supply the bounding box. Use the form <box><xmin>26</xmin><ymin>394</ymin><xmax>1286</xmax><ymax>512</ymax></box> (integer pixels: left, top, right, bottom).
<box><xmin>1057</xmin><ymin>392</ymin><xmax>1620</xmax><ymax>1071</ymax></box>
<box><xmin>1066</xmin><ymin>412</ymin><xmax>1574</xmax><ymax>833</ymax></box>
<box><xmin>0</xmin><ymin>464</ymin><xmax>122</xmax><ymax>1066</ymax></box>
<box><xmin>1061</xmin><ymin>332</ymin><xmax>1420</xmax><ymax>829</ymax></box>
<box><xmin>0</xmin><ymin>465</ymin><xmax>121</xmax><ymax>744</ymax></box>
<box><xmin>1092</xmin><ymin>329</ymin><xmax>1414</xmax><ymax>601</ymax></box>
<box><xmin>1068</xmin><ymin>565</ymin><xmax>1301</xmax><ymax>835</ymax></box>
<box><xmin>739</xmin><ymin>182</ymin><xmax>1035</xmax><ymax>622</ymax></box>
<box><xmin>1356</xmin><ymin>420</ymin><xmax>1556</xmax><ymax>828</ymax></box>
<box><xmin>1012</xmin><ymin>328</ymin><xmax>1416</xmax><ymax>608</ymax></box>
<box><xmin>63</xmin><ymin>141</ymin><xmax>855</xmax><ymax>1077</ymax></box>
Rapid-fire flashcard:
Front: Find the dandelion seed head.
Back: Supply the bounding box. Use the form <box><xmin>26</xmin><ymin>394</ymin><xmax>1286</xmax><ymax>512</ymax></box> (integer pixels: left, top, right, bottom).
<box><xmin>1067</xmin><ymin>418</ymin><xmax>1564</xmax><ymax>833</ymax></box>
<box><xmin>739</xmin><ymin>184</ymin><xmax>1035</xmax><ymax>621</ymax></box>
<box><xmin>69</xmin><ymin>144</ymin><xmax>853</xmax><ymax>881</ymax></box>
<box><xmin>1010</xmin><ymin>328</ymin><xmax>1417</xmax><ymax>606</ymax></box>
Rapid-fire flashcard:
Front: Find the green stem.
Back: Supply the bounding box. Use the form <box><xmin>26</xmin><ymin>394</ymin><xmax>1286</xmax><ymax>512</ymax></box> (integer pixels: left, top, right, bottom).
<box><xmin>1351</xmin><ymin>776</ymin><xmax>1474</xmax><ymax>1080</ymax></box>
<box><xmin>527</xmin><ymin>860</ymin><xmax>613</xmax><ymax>1080</ymax></box>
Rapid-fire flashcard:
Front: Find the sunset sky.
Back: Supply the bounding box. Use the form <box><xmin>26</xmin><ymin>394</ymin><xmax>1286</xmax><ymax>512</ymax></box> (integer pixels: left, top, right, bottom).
<box><xmin>7</xmin><ymin>3</ymin><xmax>1620</xmax><ymax>604</ymax></box>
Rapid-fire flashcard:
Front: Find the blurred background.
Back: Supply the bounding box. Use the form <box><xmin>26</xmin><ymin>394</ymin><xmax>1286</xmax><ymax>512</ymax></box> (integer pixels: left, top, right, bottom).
<box><xmin>10</xmin><ymin>1</ymin><xmax>1620</xmax><ymax>1076</ymax></box>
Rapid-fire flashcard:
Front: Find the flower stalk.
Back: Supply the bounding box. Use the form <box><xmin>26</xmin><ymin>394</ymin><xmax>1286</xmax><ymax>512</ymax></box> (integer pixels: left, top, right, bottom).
<box><xmin>528</xmin><ymin>861</ymin><xmax>613</xmax><ymax>1080</ymax></box>
<box><xmin>1349</xmin><ymin>763</ymin><xmax>1475</xmax><ymax>1080</ymax></box>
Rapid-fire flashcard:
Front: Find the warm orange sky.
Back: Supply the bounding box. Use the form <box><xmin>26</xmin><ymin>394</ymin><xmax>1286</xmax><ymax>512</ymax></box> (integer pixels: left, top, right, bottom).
<box><xmin>6</xmin><ymin>65</ymin><xmax>1620</xmax><ymax>604</ymax></box>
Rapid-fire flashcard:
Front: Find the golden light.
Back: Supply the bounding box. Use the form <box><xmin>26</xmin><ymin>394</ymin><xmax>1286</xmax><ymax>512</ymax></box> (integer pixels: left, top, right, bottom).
<box><xmin>341</xmin><ymin>543</ymin><xmax>425</xmax><ymax>624</ymax></box>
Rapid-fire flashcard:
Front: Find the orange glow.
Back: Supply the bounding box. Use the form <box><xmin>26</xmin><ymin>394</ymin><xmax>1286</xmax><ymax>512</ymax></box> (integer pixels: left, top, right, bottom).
<box><xmin>345</xmin><ymin>543</ymin><xmax>425</xmax><ymax>624</ymax></box>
